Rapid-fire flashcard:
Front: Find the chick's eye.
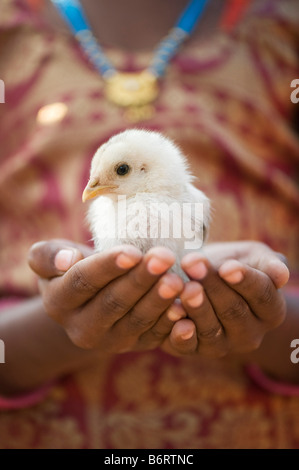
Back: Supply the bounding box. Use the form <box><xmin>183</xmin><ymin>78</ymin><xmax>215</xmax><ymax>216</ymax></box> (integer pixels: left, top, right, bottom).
<box><xmin>116</xmin><ymin>164</ymin><xmax>130</xmax><ymax>176</ymax></box>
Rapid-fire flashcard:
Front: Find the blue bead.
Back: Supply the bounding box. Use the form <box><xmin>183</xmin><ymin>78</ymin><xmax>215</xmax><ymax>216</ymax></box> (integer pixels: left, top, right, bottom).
<box><xmin>51</xmin><ymin>0</ymin><xmax>208</xmax><ymax>79</ymax></box>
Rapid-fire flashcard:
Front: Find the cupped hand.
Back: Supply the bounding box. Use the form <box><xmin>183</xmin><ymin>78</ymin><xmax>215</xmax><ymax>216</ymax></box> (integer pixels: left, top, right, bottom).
<box><xmin>162</xmin><ymin>241</ymin><xmax>290</xmax><ymax>357</ymax></box>
<box><xmin>28</xmin><ymin>239</ymin><xmax>185</xmax><ymax>354</ymax></box>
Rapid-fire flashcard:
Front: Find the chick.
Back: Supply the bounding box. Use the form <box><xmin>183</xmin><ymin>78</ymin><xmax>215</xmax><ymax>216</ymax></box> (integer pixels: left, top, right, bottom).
<box><xmin>82</xmin><ymin>129</ymin><xmax>210</xmax><ymax>278</ymax></box>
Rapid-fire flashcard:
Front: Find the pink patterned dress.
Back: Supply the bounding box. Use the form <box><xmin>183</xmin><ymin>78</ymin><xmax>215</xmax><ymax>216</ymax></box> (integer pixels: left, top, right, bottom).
<box><xmin>0</xmin><ymin>0</ymin><xmax>298</xmax><ymax>449</ymax></box>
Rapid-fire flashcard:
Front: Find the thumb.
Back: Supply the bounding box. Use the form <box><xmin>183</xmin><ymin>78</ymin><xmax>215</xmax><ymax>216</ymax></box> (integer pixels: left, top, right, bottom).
<box><xmin>256</xmin><ymin>251</ymin><xmax>290</xmax><ymax>289</ymax></box>
<box><xmin>28</xmin><ymin>239</ymin><xmax>92</xmax><ymax>278</ymax></box>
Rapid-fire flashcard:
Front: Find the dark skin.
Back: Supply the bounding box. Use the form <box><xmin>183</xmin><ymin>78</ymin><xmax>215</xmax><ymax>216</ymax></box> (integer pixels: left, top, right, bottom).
<box><xmin>30</xmin><ymin>240</ymin><xmax>289</xmax><ymax>358</ymax></box>
<box><xmin>0</xmin><ymin>237</ymin><xmax>293</xmax><ymax>395</ymax></box>
<box><xmin>0</xmin><ymin>0</ymin><xmax>297</xmax><ymax>396</ymax></box>
<box><xmin>45</xmin><ymin>0</ymin><xmax>225</xmax><ymax>51</ymax></box>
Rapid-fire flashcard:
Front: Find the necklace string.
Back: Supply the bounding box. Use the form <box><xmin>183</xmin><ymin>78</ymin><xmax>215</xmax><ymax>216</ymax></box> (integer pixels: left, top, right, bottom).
<box><xmin>50</xmin><ymin>0</ymin><xmax>209</xmax><ymax>121</ymax></box>
<box><xmin>51</xmin><ymin>0</ymin><xmax>209</xmax><ymax>78</ymax></box>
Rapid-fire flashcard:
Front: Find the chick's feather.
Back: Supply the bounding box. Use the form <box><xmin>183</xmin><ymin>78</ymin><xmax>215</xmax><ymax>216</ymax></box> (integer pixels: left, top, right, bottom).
<box><xmin>83</xmin><ymin>129</ymin><xmax>210</xmax><ymax>279</ymax></box>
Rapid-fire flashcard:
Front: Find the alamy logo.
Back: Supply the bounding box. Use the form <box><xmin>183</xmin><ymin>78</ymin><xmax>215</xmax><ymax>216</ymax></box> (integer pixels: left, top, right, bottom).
<box><xmin>93</xmin><ymin>197</ymin><xmax>206</xmax><ymax>250</ymax></box>
<box><xmin>0</xmin><ymin>340</ymin><xmax>4</xmax><ymax>363</ymax></box>
<box><xmin>290</xmin><ymin>79</ymin><xmax>299</xmax><ymax>104</ymax></box>
<box><xmin>290</xmin><ymin>339</ymin><xmax>299</xmax><ymax>364</ymax></box>
<box><xmin>0</xmin><ymin>80</ymin><xmax>4</xmax><ymax>103</ymax></box>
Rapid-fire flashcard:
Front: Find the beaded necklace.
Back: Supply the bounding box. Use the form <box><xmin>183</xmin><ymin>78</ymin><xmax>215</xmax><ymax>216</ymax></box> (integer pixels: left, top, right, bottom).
<box><xmin>51</xmin><ymin>0</ymin><xmax>209</xmax><ymax>121</ymax></box>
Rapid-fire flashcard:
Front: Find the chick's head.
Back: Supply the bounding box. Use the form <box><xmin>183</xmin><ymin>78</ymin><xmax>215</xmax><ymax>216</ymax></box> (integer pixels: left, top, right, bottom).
<box><xmin>82</xmin><ymin>129</ymin><xmax>193</xmax><ymax>202</ymax></box>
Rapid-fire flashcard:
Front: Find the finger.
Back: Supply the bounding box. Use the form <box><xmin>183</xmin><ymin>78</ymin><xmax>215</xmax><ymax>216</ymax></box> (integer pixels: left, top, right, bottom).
<box><xmin>125</xmin><ymin>274</ymin><xmax>185</xmax><ymax>349</ymax></box>
<box><xmin>28</xmin><ymin>239</ymin><xmax>94</xmax><ymax>278</ymax></box>
<box><xmin>202</xmin><ymin>242</ymin><xmax>290</xmax><ymax>289</ymax></box>
<box><xmin>168</xmin><ymin>319</ymin><xmax>198</xmax><ymax>354</ymax></box>
<box><xmin>39</xmin><ymin>244</ymin><xmax>143</xmax><ymax>313</ymax></box>
<box><xmin>53</xmin><ymin>247</ymin><xmax>178</xmax><ymax>349</ymax></box>
<box><xmin>180</xmin><ymin>281</ymin><xmax>227</xmax><ymax>357</ymax></box>
<box><xmin>68</xmin><ymin>248</ymin><xmax>178</xmax><ymax>347</ymax></box>
<box><xmin>218</xmin><ymin>260</ymin><xmax>287</xmax><ymax>328</ymax></box>
<box><xmin>166</xmin><ymin>299</ymin><xmax>187</xmax><ymax>322</ymax></box>
<box><xmin>237</xmin><ymin>242</ymin><xmax>290</xmax><ymax>289</ymax></box>
<box><xmin>182</xmin><ymin>254</ymin><xmax>260</xmax><ymax>348</ymax></box>
<box><xmin>88</xmin><ymin>246</ymin><xmax>177</xmax><ymax>322</ymax></box>
<box><xmin>256</xmin><ymin>255</ymin><xmax>290</xmax><ymax>289</ymax></box>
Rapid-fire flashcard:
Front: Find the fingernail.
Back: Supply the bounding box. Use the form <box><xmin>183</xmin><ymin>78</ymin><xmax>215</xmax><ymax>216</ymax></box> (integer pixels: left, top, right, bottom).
<box><xmin>116</xmin><ymin>253</ymin><xmax>140</xmax><ymax>269</ymax></box>
<box><xmin>158</xmin><ymin>283</ymin><xmax>178</xmax><ymax>299</ymax></box>
<box><xmin>55</xmin><ymin>249</ymin><xmax>76</xmax><ymax>272</ymax></box>
<box><xmin>167</xmin><ymin>309</ymin><xmax>181</xmax><ymax>321</ymax></box>
<box><xmin>167</xmin><ymin>300</ymin><xmax>186</xmax><ymax>321</ymax></box>
<box><xmin>167</xmin><ymin>305</ymin><xmax>185</xmax><ymax>321</ymax></box>
<box><xmin>180</xmin><ymin>329</ymin><xmax>194</xmax><ymax>340</ymax></box>
<box><xmin>268</xmin><ymin>259</ymin><xmax>290</xmax><ymax>288</ymax></box>
<box><xmin>147</xmin><ymin>257</ymin><xmax>171</xmax><ymax>275</ymax></box>
<box><xmin>222</xmin><ymin>270</ymin><xmax>244</xmax><ymax>284</ymax></box>
<box><xmin>183</xmin><ymin>257</ymin><xmax>207</xmax><ymax>280</ymax></box>
<box><xmin>186</xmin><ymin>291</ymin><xmax>204</xmax><ymax>308</ymax></box>
<box><xmin>218</xmin><ymin>260</ymin><xmax>244</xmax><ymax>284</ymax></box>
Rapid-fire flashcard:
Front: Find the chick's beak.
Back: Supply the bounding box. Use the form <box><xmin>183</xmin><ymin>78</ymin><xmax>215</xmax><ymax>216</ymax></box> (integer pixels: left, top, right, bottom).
<box><xmin>82</xmin><ymin>179</ymin><xmax>118</xmax><ymax>202</ymax></box>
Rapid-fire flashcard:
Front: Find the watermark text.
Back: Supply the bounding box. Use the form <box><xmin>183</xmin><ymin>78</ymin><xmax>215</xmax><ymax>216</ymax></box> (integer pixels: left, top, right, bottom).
<box><xmin>0</xmin><ymin>339</ymin><xmax>5</xmax><ymax>363</ymax></box>
<box><xmin>290</xmin><ymin>339</ymin><xmax>299</xmax><ymax>364</ymax></box>
<box><xmin>290</xmin><ymin>79</ymin><xmax>299</xmax><ymax>104</ymax></box>
<box><xmin>0</xmin><ymin>79</ymin><xmax>4</xmax><ymax>103</ymax></box>
<box><xmin>93</xmin><ymin>197</ymin><xmax>206</xmax><ymax>250</ymax></box>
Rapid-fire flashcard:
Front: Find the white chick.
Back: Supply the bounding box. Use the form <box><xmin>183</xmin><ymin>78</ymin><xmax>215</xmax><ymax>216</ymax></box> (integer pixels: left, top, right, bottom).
<box><xmin>82</xmin><ymin>129</ymin><xmax>210</xmax><ymax>279</ymax></box>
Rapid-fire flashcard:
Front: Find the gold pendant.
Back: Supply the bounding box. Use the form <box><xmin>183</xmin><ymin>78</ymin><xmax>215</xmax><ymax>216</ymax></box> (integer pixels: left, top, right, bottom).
<box><xmin>104</xmin><ymin>70</ymin><xmax>159</xmax><ymax>121</ymax></box>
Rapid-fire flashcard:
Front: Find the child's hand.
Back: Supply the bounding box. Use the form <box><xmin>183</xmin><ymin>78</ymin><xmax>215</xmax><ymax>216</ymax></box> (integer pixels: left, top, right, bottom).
<box><xmin>162</xmin><ymin>241</ymin><xmax>290</xmax><ymax>357</ymax></box>
<box><xmin>28</xmin><ymin>240</ymin><xmax>290</xmax><ymax>359</ymax></box>
<box><xmin>28</xmin><ymin>240</ymin><xmax>185</xmax><ymax>354</ymax></box>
